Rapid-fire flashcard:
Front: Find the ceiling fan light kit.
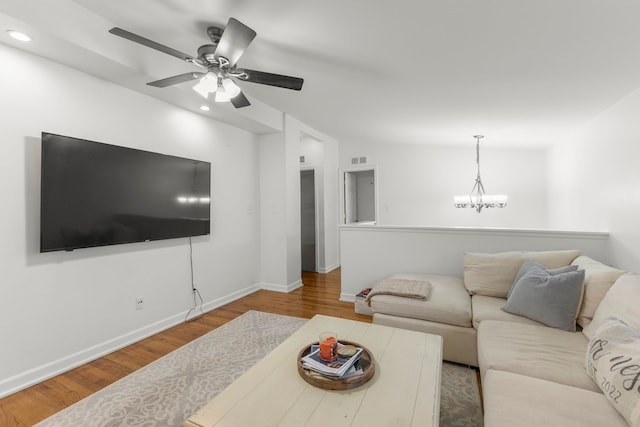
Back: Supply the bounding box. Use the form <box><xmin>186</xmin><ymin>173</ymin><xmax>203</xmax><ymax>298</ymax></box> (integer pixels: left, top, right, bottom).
<box><xmin>192</xmin><ymin>72</ymin><xmax>218</xmax><ymax>98</ymax></box>
<box><xmin>453</xmin><ymin>135</ymin><xmax>508</xmax><ymax>213</ymax></box>
<box><xmin>191</xmin><ymin>72</ymin><xmax>241</xmax><ymax>103</ymax></box>
<box><xmin>108</xmin><ymin>18</ymin><xmax>303</xmax><ymax>108</ymax></box>
<box><xmin>222</xmin><ymin>78</ymin><xmax>241</xmax><ymax>98</ymax></box>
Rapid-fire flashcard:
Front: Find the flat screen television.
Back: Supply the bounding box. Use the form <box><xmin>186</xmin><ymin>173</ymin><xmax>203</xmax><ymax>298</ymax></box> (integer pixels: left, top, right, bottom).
<box><xmin>40</xmin><ymin>132</ymin><xmax>211</xmax><ymax>252</ymax></box>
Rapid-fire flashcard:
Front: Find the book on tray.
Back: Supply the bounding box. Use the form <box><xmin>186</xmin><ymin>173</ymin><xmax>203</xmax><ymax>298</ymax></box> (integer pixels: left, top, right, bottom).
<box><xmin>301</xmin><ymin>344</ymin><xmax>364</xmax><ymax>379</ymax></box>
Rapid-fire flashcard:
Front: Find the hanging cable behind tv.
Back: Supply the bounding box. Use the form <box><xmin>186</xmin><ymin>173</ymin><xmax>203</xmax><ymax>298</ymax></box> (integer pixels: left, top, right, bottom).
<box><xmin>185</xmin><ymin>237</ymin><xmax>204</xmax><ymax>322</ymax></box>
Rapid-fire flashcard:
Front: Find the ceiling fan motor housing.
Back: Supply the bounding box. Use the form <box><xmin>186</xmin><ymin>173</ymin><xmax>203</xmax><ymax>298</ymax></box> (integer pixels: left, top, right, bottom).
<box><xmin>197</xmin><ymin>44</ymin><xmax>218</xmax><ymax>64</ymax></box>
<box><xmin>206</xmin><ymin>26</ymin><xmax>223</xmax><ymax>44</ymax></box>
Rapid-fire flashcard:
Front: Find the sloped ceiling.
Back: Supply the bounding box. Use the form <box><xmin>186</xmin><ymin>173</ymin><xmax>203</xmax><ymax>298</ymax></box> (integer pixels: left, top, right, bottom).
<box><xmin>2</xmin><ymin>0</ymin><xmax>640</xmax><ymax>148</ymax></box>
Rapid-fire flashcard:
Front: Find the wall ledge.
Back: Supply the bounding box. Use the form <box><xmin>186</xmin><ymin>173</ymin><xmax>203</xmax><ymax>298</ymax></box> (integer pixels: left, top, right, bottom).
<box><xmin>340</xmin><ymin>224</ymin><xmax>609</xmax><ymax>239</ymax></box>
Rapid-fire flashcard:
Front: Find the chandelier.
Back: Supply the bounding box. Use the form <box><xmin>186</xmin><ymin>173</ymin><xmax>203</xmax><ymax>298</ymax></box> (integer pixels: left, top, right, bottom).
<box><xmin>453</xmin><ymin>135</ymin><xmax>507</xmax><ymax>213</ymax></box>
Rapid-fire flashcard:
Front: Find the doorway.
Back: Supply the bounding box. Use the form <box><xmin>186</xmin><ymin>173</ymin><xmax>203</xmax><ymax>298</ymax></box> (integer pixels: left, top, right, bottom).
<box><xmin>342</xmin><ymin>169</ymin><xmax>376</xmax><ymax>224</ymax></box>
<box><xmin>300</xmin><ymin>169</ymin><xmax>317</xmax><ymax>272</ymax></box>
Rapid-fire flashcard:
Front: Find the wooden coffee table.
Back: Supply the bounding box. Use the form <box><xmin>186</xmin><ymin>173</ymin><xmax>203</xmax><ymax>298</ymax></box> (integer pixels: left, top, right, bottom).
<box><xmin>182</xmin><ymin>314</ymin><xmax>443</xmax><ymax>427</ymax></box>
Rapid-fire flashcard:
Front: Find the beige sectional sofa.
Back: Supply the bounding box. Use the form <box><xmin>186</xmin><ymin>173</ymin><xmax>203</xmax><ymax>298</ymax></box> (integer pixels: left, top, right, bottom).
<box><xmin>367</xmin><ymin>250</ymin><xmax>640</xmax><ymax>426</ymax></box>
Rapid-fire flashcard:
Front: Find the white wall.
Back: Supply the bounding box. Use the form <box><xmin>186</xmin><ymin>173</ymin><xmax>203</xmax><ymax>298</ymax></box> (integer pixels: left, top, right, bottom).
<box><xmin>258</xmin><ymin>132</ymin><xmax>290</xmax><ymax>289</ymax></box>
<box><xmin>300</xmin><ymin>135</ymin><xmax>324</xmax><ymax>165</ymax></box>
<box><xmin>339</xmin><ymin>141</ymin><xmax>548</xmax><ymax>228</ymax></box>
<box><xmin>548</xmin><ymin>88</ymin><xmax>640</xmax><ymax>272</ymax></box>
<box><xmin>0</xmin><ymin>43</ymin><xmax>261</xmax><ymax>396</ymax></box>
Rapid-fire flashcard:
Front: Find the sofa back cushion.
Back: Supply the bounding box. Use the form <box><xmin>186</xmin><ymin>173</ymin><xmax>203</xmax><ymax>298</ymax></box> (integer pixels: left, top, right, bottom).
<box><xmin>572</xmin><ymin>256</ymin><xmax>627</xmax><ymax>329</ymax></box>
<box><xmin>582</xmin><ymin>273</ymin><xmax>640</xmax><ymax>341</ymax></box>
<box><xmin>464</xmin><ymin>250</ymin><xmax>581</xmax><ymax>298</ymax></box>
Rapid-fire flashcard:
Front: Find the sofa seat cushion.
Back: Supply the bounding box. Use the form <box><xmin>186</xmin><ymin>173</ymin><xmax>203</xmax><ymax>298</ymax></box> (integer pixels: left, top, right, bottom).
<box><xmin>370</xmin><ymin>274</ymin><xmax>471</xmax><ymax>327</ymax></box>
<box><xmin>373</xmin><ymin>313</ymin><xmax>478</xmax><ymax>366</ymax></box>
<box><xmin>471</xmin><ymin>295</ymin><xmax>543</xmax><ymax>329</ymax></box>
<box><xmin>483</xmin><ymin>370</ymin><xmax>628</xmax><ymax>427</ymax></box>
<box><xmin>477</xmin><ymin>320</ymin><xmax>598</xmax><ymax>392</ymax></box>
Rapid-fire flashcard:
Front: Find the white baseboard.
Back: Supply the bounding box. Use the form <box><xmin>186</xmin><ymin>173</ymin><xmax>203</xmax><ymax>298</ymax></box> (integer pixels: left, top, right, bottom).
<box><xmin>339</xmin><ymin>292</ymin><xmax>356</xmax><ymax>302</ymax></box>
<box><xmin>0</xmin><ymin>283</ymin><xmax>260</xmax><ymax>399</ymax></box>
<box><xmin>204</xmin><ymin>284</ymin><xmax>261</xmax><ymax>315</ymax></box>
<box><xmin>318</xmin><ymin>263</ymin><xmax>340</xmax><ymax>274</ymax></box>
<box><xmin>259</xmin><ymin>279</ymin><xmax>303</xmax><ymax>293</ymax></box>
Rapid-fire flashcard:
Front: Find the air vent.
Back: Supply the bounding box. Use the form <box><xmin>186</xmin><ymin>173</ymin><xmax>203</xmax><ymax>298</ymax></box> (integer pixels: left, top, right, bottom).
<box><xmin>359</xmin><ymin>156</ymin><xmax>368</xmax><ymax>164</ymax></box>
<box><xmin>300</xmin><ymin>156</ymin><xmax>305</xmax><ymax>163</ymax></box>
<box><xmin>351</xmin><ymin>157</ymin><xmax>359</xmax><ymax>165</ymax></box>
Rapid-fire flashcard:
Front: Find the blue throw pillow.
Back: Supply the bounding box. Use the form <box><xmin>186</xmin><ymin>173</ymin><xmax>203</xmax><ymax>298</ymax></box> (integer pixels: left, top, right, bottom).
<box><xmin>502</xmin><ymin>266</ymin><xmax>585</xmax><ymax>332</ymax></box>
<box><xmin>507</xmin><ymin>258</ymin><xmax>579</xmax><ymax>299</ymax></box>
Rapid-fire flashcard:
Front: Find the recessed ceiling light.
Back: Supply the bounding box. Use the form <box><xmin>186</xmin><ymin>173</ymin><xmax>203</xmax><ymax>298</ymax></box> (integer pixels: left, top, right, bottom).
<box><xmin>200</xmin><ymin>105</ymin><xmax>210</xmax><ymax>111</ymax></box>
<box><xmin>7</xmin><ymin>30</ymin><xmax>31</xmax><ymax>42</ymax></box>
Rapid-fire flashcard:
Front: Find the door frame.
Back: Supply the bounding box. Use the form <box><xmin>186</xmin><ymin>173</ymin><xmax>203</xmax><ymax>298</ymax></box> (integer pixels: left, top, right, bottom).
<box><xmin>338</xmin><ymin>166</ymin><xmax>378</xmax><ymax>225</ymax></box>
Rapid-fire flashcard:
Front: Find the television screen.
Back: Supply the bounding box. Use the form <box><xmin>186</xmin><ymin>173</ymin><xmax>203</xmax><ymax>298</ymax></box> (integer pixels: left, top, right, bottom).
<box><xmin>40</xmin><ymin>132</ymin><xmax>211</xmax><ymax>252</ymax></box>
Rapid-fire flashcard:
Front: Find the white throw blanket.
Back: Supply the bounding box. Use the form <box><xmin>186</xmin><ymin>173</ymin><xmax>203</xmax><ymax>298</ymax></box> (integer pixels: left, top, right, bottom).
<box><xmin>365</xmin><ymin>278</ymin><xmax>432</xmax><ymax>305</ymax></box>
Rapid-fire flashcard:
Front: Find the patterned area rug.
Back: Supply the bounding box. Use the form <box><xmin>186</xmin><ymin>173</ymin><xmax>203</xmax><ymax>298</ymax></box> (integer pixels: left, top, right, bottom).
<box><xmin>36</xmin><ymin>311</ymin><xmax>483</xmax><ymax>426</ymax></box>
<box><xmin>441</xmin><ymin>362</ymin><xmax>484</xmax><ymax>427</ymax></box>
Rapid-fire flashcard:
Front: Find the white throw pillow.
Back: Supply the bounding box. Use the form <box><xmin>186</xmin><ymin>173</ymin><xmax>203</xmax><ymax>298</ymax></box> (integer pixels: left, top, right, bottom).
<box><xmin>583</xmin><ymin>273</ymin><xmax>640</xmax><ymax>340</ymax></box>
<box><xmin>585</xmin><ymin>319</ymin><xmax>640</xmax><ymax>427</ymax></box>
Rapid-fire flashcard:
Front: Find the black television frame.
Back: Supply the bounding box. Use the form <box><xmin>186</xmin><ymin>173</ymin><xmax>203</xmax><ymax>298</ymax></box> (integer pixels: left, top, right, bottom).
<box><xmin>40</xmin><ymin>132</ymin><xmax>211</xmax><ymax>252</ymax></box>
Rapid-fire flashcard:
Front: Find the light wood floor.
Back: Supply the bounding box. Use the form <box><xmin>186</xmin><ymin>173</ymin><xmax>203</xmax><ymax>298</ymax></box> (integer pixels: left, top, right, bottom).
<box><xmin>0</xmin><ymin>269</ymin><xmax>372</xmax><ymax>426</ymax></box>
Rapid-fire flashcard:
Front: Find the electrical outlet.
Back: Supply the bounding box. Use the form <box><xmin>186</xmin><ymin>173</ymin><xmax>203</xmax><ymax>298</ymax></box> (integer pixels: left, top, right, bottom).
<box><xmin>136</xmin><ymin>296</ymin><xmax>144</xmax><ymax>310</ymax></box>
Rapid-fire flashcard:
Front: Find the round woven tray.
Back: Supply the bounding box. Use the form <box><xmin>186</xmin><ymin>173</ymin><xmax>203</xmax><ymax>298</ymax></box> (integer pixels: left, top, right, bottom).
<box><xmin>297</xmin><ymin>340</ymin><xmax>375</xmax><ymax>390</ymax></box>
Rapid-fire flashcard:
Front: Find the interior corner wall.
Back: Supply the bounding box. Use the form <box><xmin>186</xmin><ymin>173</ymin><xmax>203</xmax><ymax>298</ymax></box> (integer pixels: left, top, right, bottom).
<box><xmin>300</xmin><ymin>136</ymin><xmax>325</xmax><ymax>270</ymax></box>
<box><xmin>258</xmin><ymin>132</ymin><xmax>288</xmax><ymax>287</ymax></box>
<box><xmin>294</xmin><ymin>120</ymin><xmax>340</xmax><ymax>273</ymax></box>
<box><xmin>338</xmin><ymin>141</ymin><xmax>548</xmax><ymax>229</ymax></box>
<box><xmin>548</xmin><ymin>88</ymin><xmax>640</xmax><ymax>273</ymax></box>
<box><xmin>322</xmin><ymin>137</ymin><xmax>340</xmax><ymax>271</ymax></box>
<box><xmin>0</xmin><ymin>43</ymin><xmax>261</xmax><ymax>397</ymax></box>
<box><xmin>284</xmin><ymin>116</ymin><xmax>303</xmax><ymax>286</ymax></box>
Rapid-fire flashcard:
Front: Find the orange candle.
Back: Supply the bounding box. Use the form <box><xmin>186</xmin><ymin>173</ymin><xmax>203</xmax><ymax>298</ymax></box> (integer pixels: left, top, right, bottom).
<box><xmin>319</xmin><ymin>334</ymin><xmax>337</xmax><ymax>361</ymax></box>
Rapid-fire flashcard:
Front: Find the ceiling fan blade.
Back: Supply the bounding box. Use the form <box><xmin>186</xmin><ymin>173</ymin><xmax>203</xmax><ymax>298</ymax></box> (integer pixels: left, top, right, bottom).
<box><xmin>109</xmin><ymin>27</ymin><xmax>196</xmax><ymax>63</ymax></box>
<box><xmin>236</xmin><ymin>69</ymin><xmax>304</xmax><ymax>90</ymax></box>
<box><xmin>214</xmin><ymin>18</ymin><xmax>256</xmax><ymax>67</ymax></box>
<box><xmin>230</xmin><ymin>91</ymin><xmax>251</xmax><ymax>108</ymax></box>
<box><xmin>147</xmin><ymin>72</ymin><xmax>204</xmax><ymax>88</ymax></box>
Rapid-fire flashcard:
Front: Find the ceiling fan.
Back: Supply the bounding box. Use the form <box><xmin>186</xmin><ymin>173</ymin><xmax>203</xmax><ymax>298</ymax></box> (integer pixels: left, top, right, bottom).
<box><xmin>109</xmin><ymin>18</ymin><xmax>304</xmax><ymax>108</ymax></box>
